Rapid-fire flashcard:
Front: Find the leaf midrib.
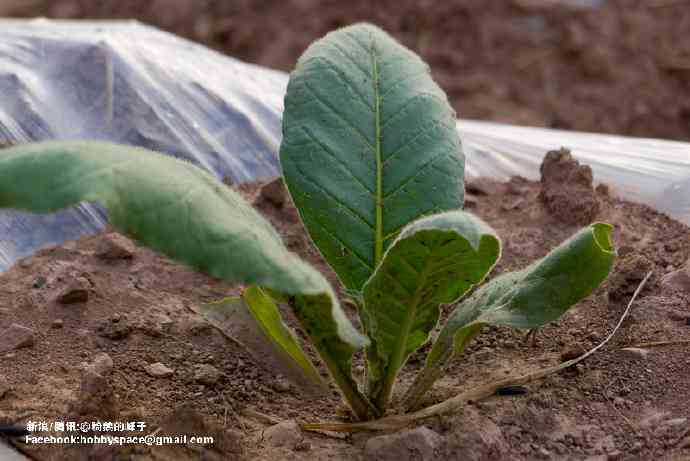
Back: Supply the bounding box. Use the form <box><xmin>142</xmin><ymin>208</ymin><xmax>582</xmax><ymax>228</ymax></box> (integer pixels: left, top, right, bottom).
<box><xmin>370</xmin><ymin>36</ymin><xmax>384</xmax><ymax>267</ymax></box>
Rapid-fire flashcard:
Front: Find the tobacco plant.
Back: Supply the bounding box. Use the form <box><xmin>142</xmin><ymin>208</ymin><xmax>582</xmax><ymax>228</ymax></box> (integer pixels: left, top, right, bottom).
<box><xmin>0</xmin><ymin>24</ymin><xmax>614</xmax><ymax>421</ymax></box>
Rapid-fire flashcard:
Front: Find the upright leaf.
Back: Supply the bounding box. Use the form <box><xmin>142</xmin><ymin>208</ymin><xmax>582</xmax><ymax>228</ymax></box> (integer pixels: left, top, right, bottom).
<box><xmin>403</xmin><ymin>223</ymin><xmax>616</xmax><ymax>411</ymax></box>
<box><xmin>361</xmin><ymin>211</ymin><xmax>500</xmax><ymax>410</ymax></box>
<box><xmin>0</xmin><ymin>141</ymin><xmax>375</xmax><ymax>420</ymax></box>
<box><xmin>280</xmin><ymin>23</ymin><xmax>464</xmax><ymax>292</ymax></box>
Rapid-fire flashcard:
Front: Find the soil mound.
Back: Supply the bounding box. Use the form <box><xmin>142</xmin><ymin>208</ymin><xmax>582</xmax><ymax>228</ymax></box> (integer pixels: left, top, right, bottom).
<box><xmin>539</xmin><ymin>147</ymin><xmax>600</xmax><ymax>225</ymax></box>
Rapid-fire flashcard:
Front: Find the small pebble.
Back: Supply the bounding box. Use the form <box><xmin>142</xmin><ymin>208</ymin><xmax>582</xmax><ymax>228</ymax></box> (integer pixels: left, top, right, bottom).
<box><xmin>146</xmin><ymin>362</ymin><xmax>174</xmax><ymax>378</ymax></box>
<box><xmin>90</xmin><ymin>352</ymin><xmax>114</xmax><ymax>376</ymax></box>
<box><xmin>263</xmin><ymin>420</ymin><xmax>301</xmax><ymax>448</ymax></box>
<box><xmin>0</xmin><ymin>323</ymin><xmax>35</xmax><ymax>352</ymax></box>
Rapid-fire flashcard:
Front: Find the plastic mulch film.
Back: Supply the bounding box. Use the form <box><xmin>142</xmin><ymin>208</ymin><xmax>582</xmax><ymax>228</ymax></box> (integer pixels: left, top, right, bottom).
<box><xmin>0</xmin><ymin>19</ymin><xmax>689</xmax><ymax>271</ymax></box>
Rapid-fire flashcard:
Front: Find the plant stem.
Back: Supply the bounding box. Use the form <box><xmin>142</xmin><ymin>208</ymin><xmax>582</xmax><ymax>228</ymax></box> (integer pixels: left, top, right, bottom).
<box><xmin>401</xmin><ymin>323</ymin><xmax>483</xmax><ymax>412</ymax></box>
<box><xmin>302</xmin><ymin>271</ymin><xmax>653</xmax><ymax>432</ymax></box>
<box><xmin>287</xmin><ymin>296</ymin><xmax>378</xmax><ymax>421</ymax></box>
<box><xmin>320</xmin><ymin>353</ymin><xmax>379</xmax><ymax>421</ymax></box>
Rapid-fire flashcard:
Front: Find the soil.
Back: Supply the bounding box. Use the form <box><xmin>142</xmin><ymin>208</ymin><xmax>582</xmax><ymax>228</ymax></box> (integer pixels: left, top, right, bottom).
<box><xmin>0</xmin><ymin>153</ymin><xmax>689</xmax><ymax>460</ymax></box>
<box><xmin>2</xmin><ymin>0</ymin><xmax>690</xmax><ymax>142</ymax></box>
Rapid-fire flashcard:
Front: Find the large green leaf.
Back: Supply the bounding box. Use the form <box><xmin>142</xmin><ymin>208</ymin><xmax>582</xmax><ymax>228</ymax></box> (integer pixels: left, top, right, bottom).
<box><xmin>192</xmin><ymin>287</ymin><xmax>328</xmax><ymax>394</ymax></box>
<box><xmin>403</xmin><ymin>223</ymin><xmax>616</xmax><ymax>411</ymax></box>
<box><xmin>0</xmin><ymin>141</ymin><xmax>375</xmax><ymax>420</ymax></box>
<box><xmin>280</xmin><ymin>23</ymin><xmax>464</xmax><ymax>292</ymax></box>
<box><xmin>361</xmin><ymin>211</ymin><xmax>500</xmax><ymax>410</ymax></box>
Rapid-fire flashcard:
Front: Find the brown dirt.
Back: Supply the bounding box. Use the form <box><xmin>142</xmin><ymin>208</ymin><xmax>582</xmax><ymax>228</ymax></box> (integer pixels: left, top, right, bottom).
<box><xmin>539</xmin><ymin>147</ymin><xmax>600</xmax><ymax>225</ymax></box>
<box><xmin>0</xmin><ymin>153</ymin><xmax>689</xmax><ymax>460</ymax></box>
<box><xmin>2</xmin><ymin>1</ymin><xmax>690</xmax><ymax>142</ymax></box>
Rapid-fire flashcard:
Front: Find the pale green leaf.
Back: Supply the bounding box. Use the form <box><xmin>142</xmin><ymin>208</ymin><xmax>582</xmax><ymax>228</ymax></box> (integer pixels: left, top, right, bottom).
<box><xmin>280</xmin><ymin>23</ymin><xmax>464</xmax><ymax>292</ymax></box>
<box><xmin>403</xmin><ymin>223</ymin><xmax>616</xmax><ymax>411</ymax></box>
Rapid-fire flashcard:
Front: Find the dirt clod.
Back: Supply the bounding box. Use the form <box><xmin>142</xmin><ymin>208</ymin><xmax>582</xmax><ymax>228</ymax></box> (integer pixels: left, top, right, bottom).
<box><xmin>539</xmin><ymin>148</ymin><xmax>600</xmax><ymax>225</ymax></box>
<box><xmin>96</xmin><ymin>233</ymin><xmax>136</xmax><ymax>261</ymax></box>
<box><xmin>257</xmin><ymin>177</ymin><xmax>287</xmax><ymax>209</ymax></box>
<box><xmin>262</xmin><ymin>420</ymin><xmax>303</xmax><ymax>448</ymax></box>
<box><xmin>89</xmin><ymin>352</ymin><xmax>114</xmax><ymax>377</ymax></box>
<box><xmin>0</xmin><ymin>323</ymin><xmax>35</xmax><ymax>352</ymax></box>
<box><xmin>194</xmin><ymin>363</ymin><xmax>221</xmax><ymax>385</ymax></box>
<box><xmin>56</xmin><ymin>276</ymin><xmax>90</xmax><ymax>304</ymax></box>
<box><xmin>68</xmin><ymin>369</ymin><xmax>119</xmax><ymax>420</ymax></box>
<box><xmin>442</xmin><ymin>407</ymin><xmax>508</xmax><ymax>460</ymax></box>
<box><xmin>364</xmin><ymin>426</ymin><xmax>441</xmax><ymax>461</ymax></box>
<box><xmin>146</xmin><ymin>362</ymin><xmax>174</xmax><ymax>378</ymax></box>
<box><xmin>608</xmin><ymin>254</ymin><xmax>655</xmax><ymax>303</ymax></box>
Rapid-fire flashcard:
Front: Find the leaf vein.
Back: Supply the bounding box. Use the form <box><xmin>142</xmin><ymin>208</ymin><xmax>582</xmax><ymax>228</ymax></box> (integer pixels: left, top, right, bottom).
<box><xmin>381</xmin><ymin>92</ymin><xmax>449</xmax><ymax>130</ymax></box>
<box><xmin>296</xmin><ymin>165</ymin><xmax>375</xmax><ymax>231</ymax></box>
<box><xmin>382</xmin><ymin>150</ymin><xmax>452</xmax><ymax>201</ymax></box>
<box><xmin>302</xmin><ymin>55</ymin><xmax>373</xmax><ymax>110</ymax></box>
<box><xmin>327</xmin><ymin>40</ymin><xmax>373</xmax><ymax>79</ymax></box>
<box><xmin>302</xmin><ymin>209</ymin><xmax>374</xmax><ymax>271</ymax></box>
<box><xmin>382</xmin><ymin>120</ymin><xmax>455</xmax><ymax>166</ymax></box>
<box><xmin>302</xmin><ymin>82</ymin><xmax>376</xmax><ymax>153</ymax></box>
<box><xmin>379</xmin><ymin>67</ymin><xmax>429</xmax><ymax>101</ymax></box>
<box><xmin>300</xmin><ymin>126</ymin><xmax>375</xmax><ymax>197</ymax></box>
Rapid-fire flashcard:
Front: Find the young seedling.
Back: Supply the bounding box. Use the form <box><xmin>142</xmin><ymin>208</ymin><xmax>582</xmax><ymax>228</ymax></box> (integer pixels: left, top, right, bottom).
<box><xmin>0</xmin><ymin>24</ymin><xmax>615</xmax><ymax>422</ymax></box>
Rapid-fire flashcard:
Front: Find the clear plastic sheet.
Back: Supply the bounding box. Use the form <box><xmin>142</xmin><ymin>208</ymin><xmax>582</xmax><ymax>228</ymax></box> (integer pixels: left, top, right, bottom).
<box><xmin>1</xmin><ymin>19</ymin><xmax>689</xmax><ymax>271</ymax></box>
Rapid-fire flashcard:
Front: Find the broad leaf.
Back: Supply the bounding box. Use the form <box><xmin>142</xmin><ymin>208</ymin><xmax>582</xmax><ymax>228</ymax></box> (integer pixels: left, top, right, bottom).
<box><xmin>0</xmin><ymin>141</ymin><xmax>375</xmax><ymax>420</ymax></box>
<box><xmin>361</xmin><ymin>211</ymin><xmax>500</xmax><ymax>410</ymax></box>
<box><xmin>280</xmin><ymin>23</ymin><xmax>464</xmax><ymax>292</ymax></box>
<box><xmin>193</xmin><ymin>286</ymin><xmax>328</xmax><ymax>394</ymax></box>
<box><xmin>403</xmin><ymin>223</ymin><xmax>616</xmax><ymax>411</ymax></box>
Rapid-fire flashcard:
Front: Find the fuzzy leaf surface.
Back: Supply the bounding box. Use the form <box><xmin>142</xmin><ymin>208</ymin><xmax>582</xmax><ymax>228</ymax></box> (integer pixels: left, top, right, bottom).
<box><xmin>403</xmin><ymin>223</ymin><xmax>616</xmax><ymax>410</ymax></box>
<box><xmin>361</xmin><ymin>211</ymin><xmax>499</xmax><ymax>408</ymax></box>
<box><xmin>280</xmin><ymin>23</ymin><xmax>465</xmax><ymax>292</ymax></box>
<box><xmin>0</xmin><ymin>141</ymin><xmax>375</xmax><ymax>418</ymax></box>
